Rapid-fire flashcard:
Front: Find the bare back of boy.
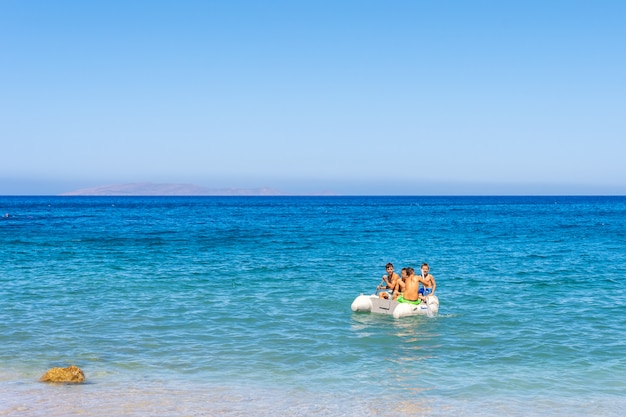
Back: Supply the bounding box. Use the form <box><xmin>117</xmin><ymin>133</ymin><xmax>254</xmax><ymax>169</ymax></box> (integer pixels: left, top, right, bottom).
<box><xmin>402</xmin><ymin>268</ymin><xmax>420</xmax><ymax>301</ymax></box>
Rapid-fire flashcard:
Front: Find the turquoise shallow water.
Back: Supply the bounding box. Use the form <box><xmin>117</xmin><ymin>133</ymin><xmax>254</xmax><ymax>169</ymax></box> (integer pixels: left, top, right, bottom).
<box><xmin>1</xmin><ymin>196</ymin><xmax>626</xmax><ymax>416</ymax></box>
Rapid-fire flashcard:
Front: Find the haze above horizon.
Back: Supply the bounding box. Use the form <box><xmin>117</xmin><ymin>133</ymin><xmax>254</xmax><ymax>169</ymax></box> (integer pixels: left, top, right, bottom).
<box><xmin>2</xmin><ymin>1</ymin><xmax>625</xmax><ymax>196</ymax></box>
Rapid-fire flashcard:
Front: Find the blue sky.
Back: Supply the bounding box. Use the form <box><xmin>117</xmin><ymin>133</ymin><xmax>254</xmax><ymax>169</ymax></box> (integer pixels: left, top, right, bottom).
<box><xmin>1</xmin><ymin>0</ymin><xmax>625</xmax><ymax>195</ymax></box>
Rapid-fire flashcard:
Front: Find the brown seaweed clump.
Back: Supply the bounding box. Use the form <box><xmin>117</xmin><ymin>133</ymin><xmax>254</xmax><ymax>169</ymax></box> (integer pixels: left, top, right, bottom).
<box><xmin>40</xmin><ymin>365</ymin><xmax>85</xmax><ymax>383</ymax></box>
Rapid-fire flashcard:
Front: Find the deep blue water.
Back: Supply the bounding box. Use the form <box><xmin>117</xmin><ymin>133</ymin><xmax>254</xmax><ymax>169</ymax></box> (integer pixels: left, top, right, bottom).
<box><xmin>1</xmin><ymin>196</ymin><xmax>625</xmax><ymax>416</ymax></box>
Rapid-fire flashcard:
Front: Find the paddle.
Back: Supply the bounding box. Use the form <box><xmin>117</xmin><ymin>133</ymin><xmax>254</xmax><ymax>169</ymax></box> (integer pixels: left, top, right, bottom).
<box><xmin>426</xmin><ymin>299</ymin><xmax>435</xmax><ymax>318</ymax></box>
<box><xmin>420</xmin><ymin>269</ymin><xmax>436</xmax><ymax>317</ymax></box>
<box><xmin>375</xmin><ymin>277</ymin><xmax>386</xmax><ymax>293</ymax></box>
<box><xmin>376</xmin><ymin>275</ymin><xmax>392</xmax><ymax>299</ymax></box>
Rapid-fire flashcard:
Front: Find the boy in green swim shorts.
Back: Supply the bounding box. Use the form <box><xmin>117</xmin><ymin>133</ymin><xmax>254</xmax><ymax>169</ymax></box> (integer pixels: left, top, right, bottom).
<box><xmin>397</xmin><ymin>267</ymin><xmax>421</xmax><ymax>303</ymax></box>
<box><xmin>397</xmin><ymin>295</ymin><xmax>421</xmax><ymax>304</ymax></box>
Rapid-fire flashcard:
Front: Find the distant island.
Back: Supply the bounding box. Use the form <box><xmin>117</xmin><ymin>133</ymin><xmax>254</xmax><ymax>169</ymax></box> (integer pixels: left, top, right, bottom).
<box><xmin>60</xmin><ymin>183</ymin><xmax>287</xmax><ymax>196</ymax></box>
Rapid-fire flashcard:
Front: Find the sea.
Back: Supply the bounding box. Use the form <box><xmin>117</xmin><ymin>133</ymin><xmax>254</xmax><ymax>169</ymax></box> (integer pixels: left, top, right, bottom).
<box><xmin>1</xmin><ymin>196</ymin><xmax>625</xmax><ymax>417</ymax></box>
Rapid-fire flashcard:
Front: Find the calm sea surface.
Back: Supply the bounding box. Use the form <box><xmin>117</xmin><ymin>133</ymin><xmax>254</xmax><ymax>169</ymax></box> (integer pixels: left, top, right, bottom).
<box><xmin>1</xmin><ymin>196</ymin><xmax>625</xmax><ymax>416</ymax></box>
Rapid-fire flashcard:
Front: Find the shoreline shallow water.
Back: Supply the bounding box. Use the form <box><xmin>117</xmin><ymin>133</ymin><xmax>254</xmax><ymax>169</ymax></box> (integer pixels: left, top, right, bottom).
<box><xmin>2</xmin><ymin>196</ymin><xmax>625</xmax><ymax>416</ymax></box>
<box><xmin>3</xmin><ymin>375</ymin><xmax>626</xmax><ymax>417</ymax></box>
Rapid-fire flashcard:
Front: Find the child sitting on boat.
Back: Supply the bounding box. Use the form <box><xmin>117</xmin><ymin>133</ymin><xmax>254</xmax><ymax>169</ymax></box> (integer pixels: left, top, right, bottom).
<box><xmin>377</xmin><ymin>263</ymin><xmax>400</xmax><ymax>299</ymax></box>
<box><xmin>417</xmin><ymin>263</ymin><xmax>436</xmax><ymax>301</ymax></box>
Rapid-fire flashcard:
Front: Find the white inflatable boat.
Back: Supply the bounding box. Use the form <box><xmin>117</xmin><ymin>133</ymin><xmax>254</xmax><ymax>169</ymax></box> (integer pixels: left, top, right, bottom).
<box><xmin>351</xmin><ymin>293</ymin><xmax>439</xmax><ymax>318</ymax></box>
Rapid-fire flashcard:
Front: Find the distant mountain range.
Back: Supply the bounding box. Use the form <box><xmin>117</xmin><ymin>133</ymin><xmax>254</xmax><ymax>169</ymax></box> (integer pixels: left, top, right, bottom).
<box><xmin>60</xmin><ymin>183</ymin><xmax>286</xmax><ymax>196</ymax></box>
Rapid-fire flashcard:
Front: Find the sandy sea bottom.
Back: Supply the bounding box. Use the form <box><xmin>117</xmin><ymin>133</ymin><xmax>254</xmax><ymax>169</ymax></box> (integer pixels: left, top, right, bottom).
<box><xmin>1</xmin><ymin>371</ymin><xmax>625</xmax><ymax>417</ymax></box>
